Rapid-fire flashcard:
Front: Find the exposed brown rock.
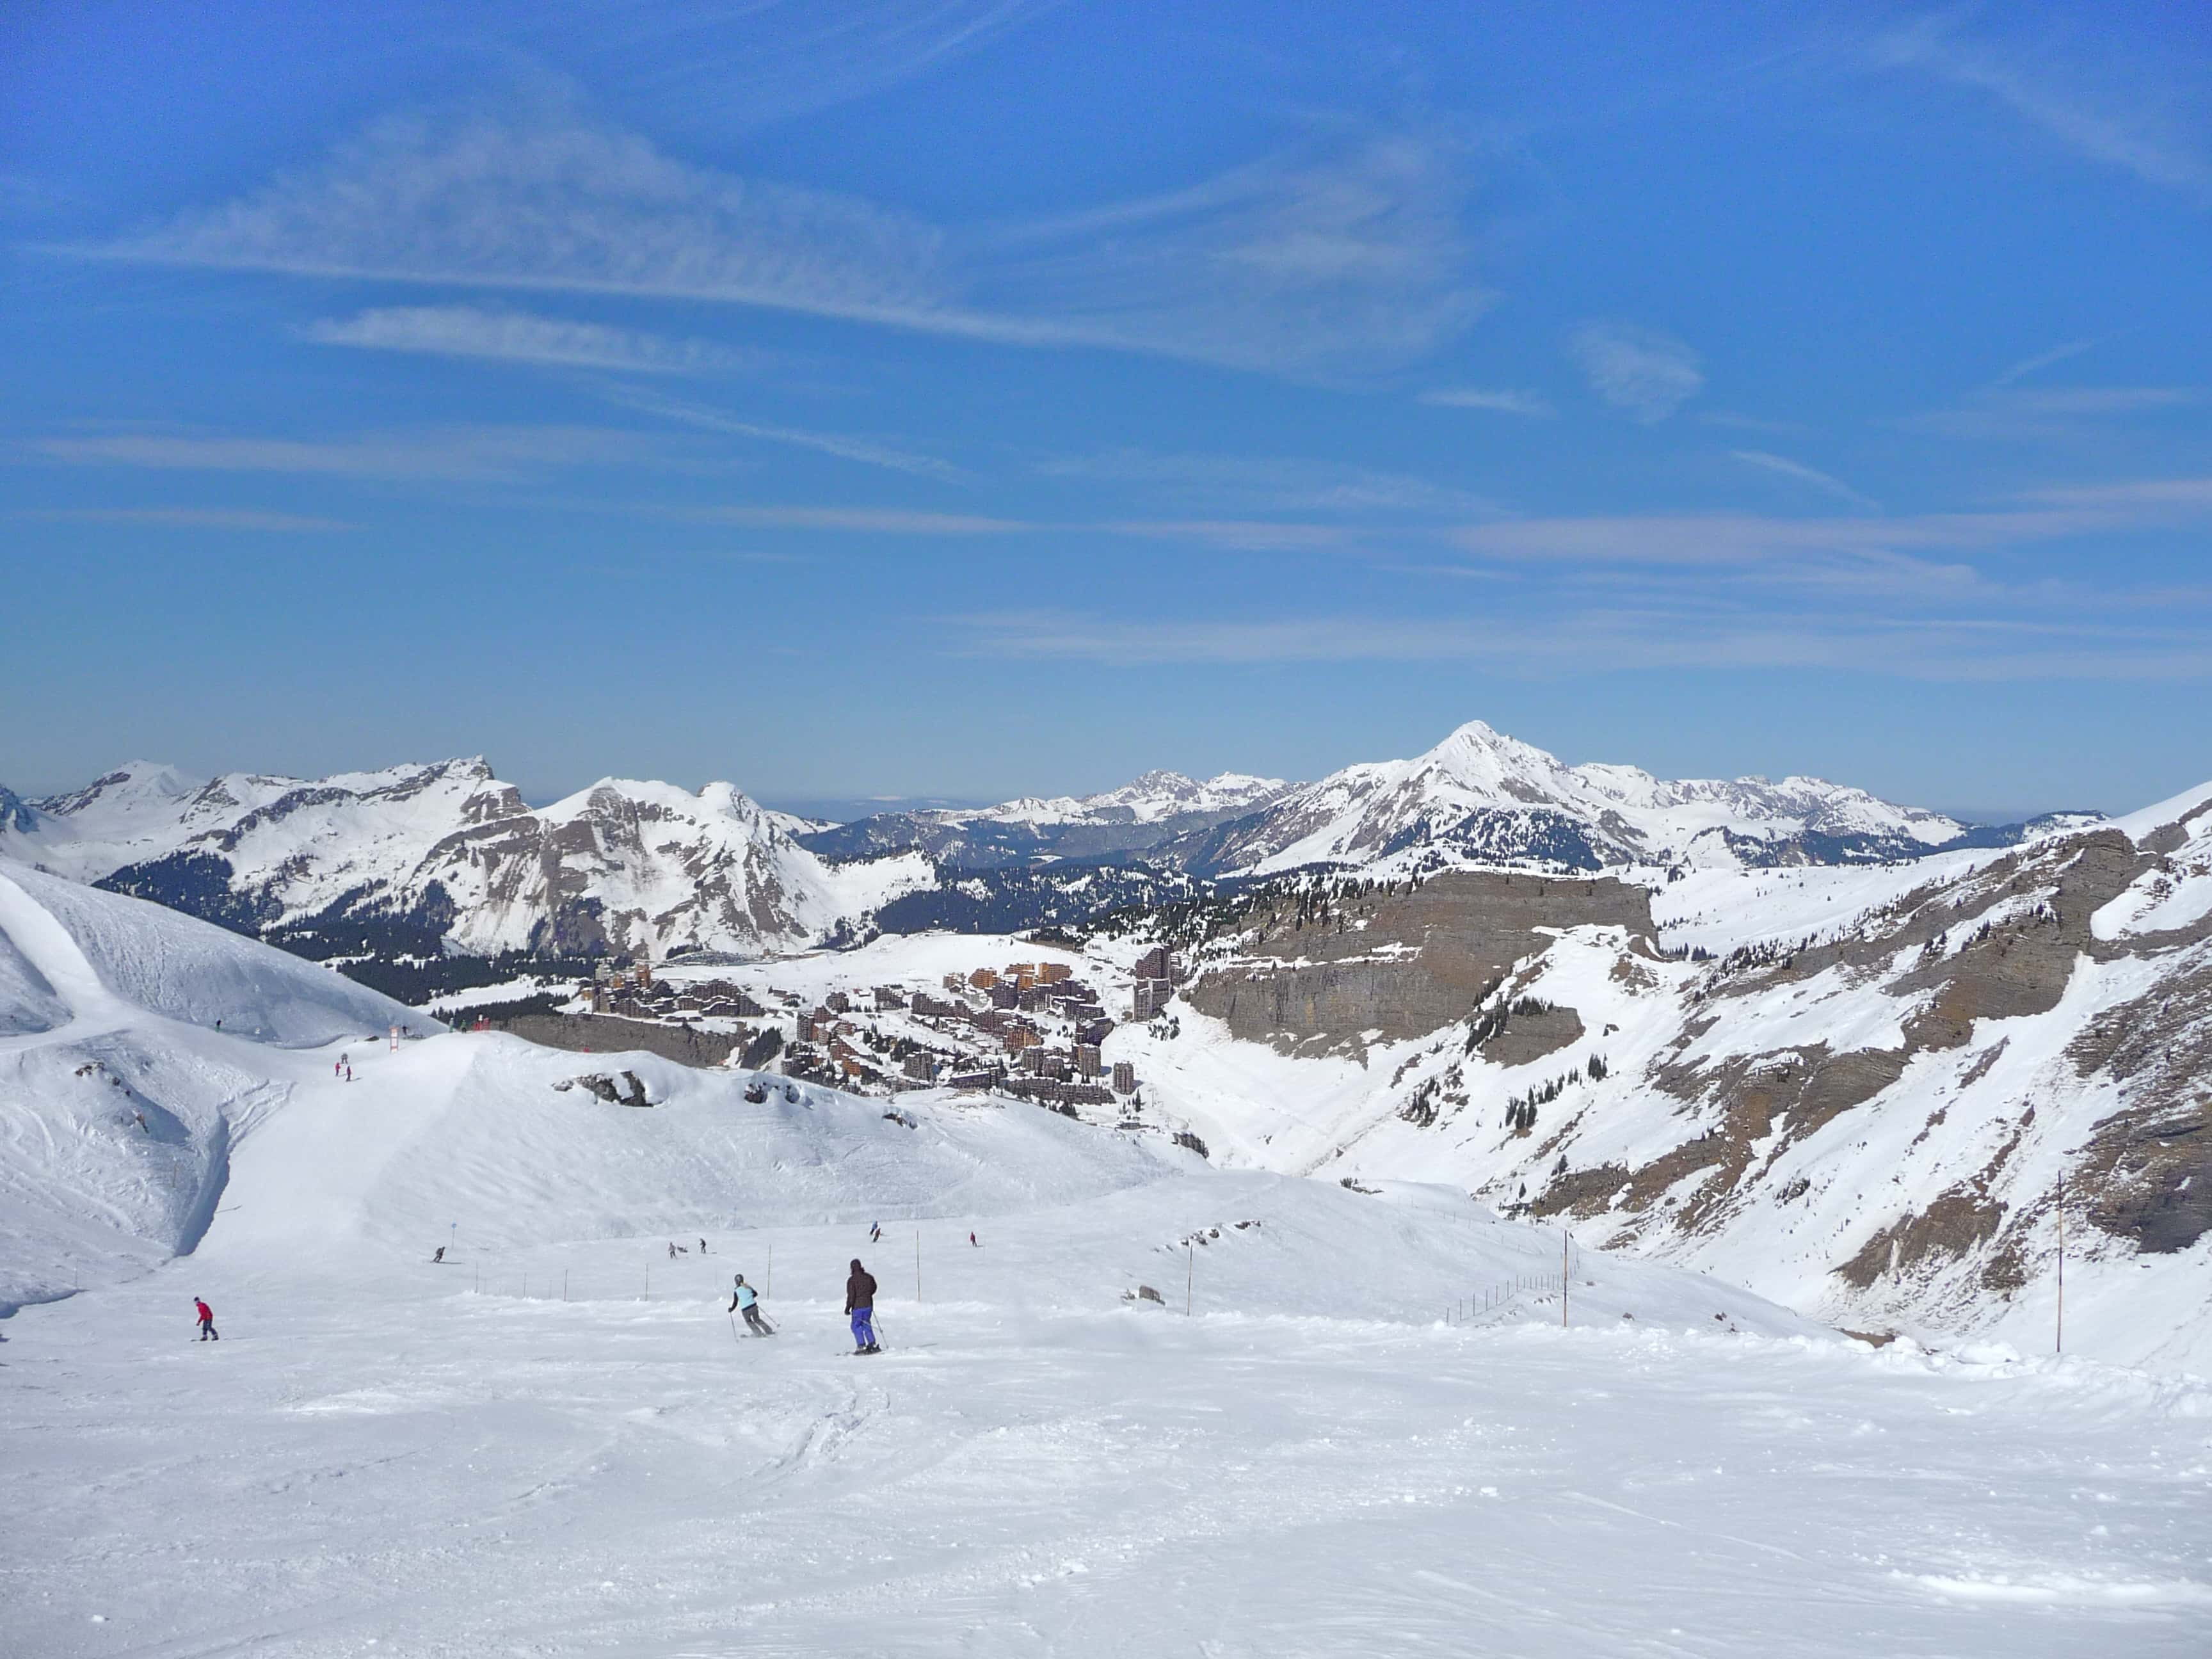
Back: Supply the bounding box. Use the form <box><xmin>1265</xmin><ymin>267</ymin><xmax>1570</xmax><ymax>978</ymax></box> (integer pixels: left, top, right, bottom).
<box><xmin>1480</xmin><ymin>1006</ymin><xmax>1586</xmax><ymax>1068</ymax></box>
<box><xmin>1188</xmin><ymin>870</ymin><xmax>1650</xmax><ymax>1054</ymax></box>
<box><xmin>1835</xmin><ymin>1189</ymin><xmax>2007</xmax><ymax>1289</ymax></box>
<box><xmin>490</xmin><ymin>1011</ymin><xmax>742</xmax><ymax>1068</ymax></box>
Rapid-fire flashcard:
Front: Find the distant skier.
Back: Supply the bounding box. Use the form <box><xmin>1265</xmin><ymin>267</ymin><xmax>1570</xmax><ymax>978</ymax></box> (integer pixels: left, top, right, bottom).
<box><xmin>193</xmin><ymin>1297</ymin><xmax>218</xmax><ymax>1342</ymax></box>
<box><xmin>335</xmin><ymin>1055</ymin><xmax>345</xmax><ymax>1078</ymax></box>
<box><xmin>869</xmin><ymin>1221</ymin><xmax>881</xmax><ymax>1244</ymax></box>
<box><xmin>969</xmin><ymin>1231</ymin><xmax>978</xmax><ymax>1248</ymax></box>
<box><xmin>432</xmin><ymin>1246</ymin><xmax>445</xmax><ymax>1264</ymax></box>
<box><xmin>699</xmin><ymin>1238</ymin><xmax>708</xmax><ymax>1254</ymax></box>
<box><xmin>344</xmin><ymin>1064</ymin><xmax>353</xmax><ymax>1083</ymax></box>
<box><xmin>728</xmin><ymin>1274</ymin><xmax>773</xmax><ymax>1336</ymax></box>
<box><xmin>668</xmin><ymin>1242</ymin><xmax>678</xmax><ymax>1260</ymax></box>
<box><xmin>846</xmin><ymin>1258</ymin><xmax>879</xmax><ymax>1354</ymax></box>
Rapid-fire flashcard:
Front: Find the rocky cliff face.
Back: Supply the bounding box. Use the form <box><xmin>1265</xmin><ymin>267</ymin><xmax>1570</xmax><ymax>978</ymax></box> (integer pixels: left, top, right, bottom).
<box><xmin>1184</xmin><ymin>871</ymin><xmax>1653</xmax><ymax>1055</ymax></box>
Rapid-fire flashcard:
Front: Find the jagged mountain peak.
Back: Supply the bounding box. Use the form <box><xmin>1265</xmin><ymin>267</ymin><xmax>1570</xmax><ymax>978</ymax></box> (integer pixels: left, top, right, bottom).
<box><xmin>1187</xmin><ymin>718</ymin><xmax>1967</xmax><ymax>878</ymax></box>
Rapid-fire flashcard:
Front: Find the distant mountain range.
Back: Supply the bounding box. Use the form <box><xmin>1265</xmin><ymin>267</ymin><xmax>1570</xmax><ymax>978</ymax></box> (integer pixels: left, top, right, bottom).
<box><xmin>799</xmin><ymin>769</ymin><xmax>1286</xmax><ymax>868</ymax></box>
<box><xmin>0</xmin><ymin>722</ymin><xmax>2101</xmax><ymax>988</ymax></box>
<box><xmin>0</xmin><ymin>759</ymin><xmax>928</xmax><ymax>990</ymax></box>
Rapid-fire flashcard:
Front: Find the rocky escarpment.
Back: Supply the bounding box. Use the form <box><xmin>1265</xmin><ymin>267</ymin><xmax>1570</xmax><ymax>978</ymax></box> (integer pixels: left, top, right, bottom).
<box><xmin>1524</xmin><ymin>826</ymin><xmax>2212</xmax><ymax>1287</ymax></box>
<box><xmin>1184</xmin><ymin>870</ymin><xmax>1653</xmax><ymax>1055</ymax></box>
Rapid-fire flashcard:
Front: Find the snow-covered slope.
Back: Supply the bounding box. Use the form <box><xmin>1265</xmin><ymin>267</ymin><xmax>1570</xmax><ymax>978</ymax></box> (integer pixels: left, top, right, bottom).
<box><xmin>1122</xmin><ymin>780</ymin><xmax>2212</xmax><ymax>1372</ymax></box>
<box><xmin>1182</xmin><ymin>719</ymin><xmax>1969</xmax><ymax>876</ymax></box>
<box><xmin>0</xmin><ymin>861</ymin><xmax>433</xmax><ymax>1312</ymax></box>
<box><xmin>8</xmin><ymin>853</ymin><xmax>2209</xmax><ymax>1655</ymax></box>
<box><xmin>0</xmin><ymin>759</ymin><xmax>931</xmax><ymax>961</ymax></box>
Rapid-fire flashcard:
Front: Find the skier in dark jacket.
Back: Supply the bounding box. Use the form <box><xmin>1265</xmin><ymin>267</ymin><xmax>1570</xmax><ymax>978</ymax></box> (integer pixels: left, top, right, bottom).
<box><xmin>728</xmin><ymin>1274</ymin><xmax>773</xmax><ymax>1335</ymax></box>
<box><xmin>845</xmin><ymin>1259</ymin><xmax>879</xmax><ymax>1353</ymax></box>
<box><xmin>193</xmin><ymin>1297</ymin><xmax>218</xmax><ymax>1341</ymax></box>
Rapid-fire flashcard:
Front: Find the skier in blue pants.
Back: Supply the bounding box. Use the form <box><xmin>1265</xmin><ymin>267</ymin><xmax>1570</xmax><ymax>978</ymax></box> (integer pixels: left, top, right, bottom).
<box><xmin>846</xmin><ymin>1258</ymin><xmax>879</xmax><ymax>1353</ymax></box>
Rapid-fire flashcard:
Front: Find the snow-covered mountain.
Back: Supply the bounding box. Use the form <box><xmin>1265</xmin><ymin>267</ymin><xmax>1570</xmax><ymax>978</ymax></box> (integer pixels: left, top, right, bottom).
<box><xmin>800</xmin><ymin>769</ymin><xmax>1288</xmax><ymax>868</ymax></box>
<box><xmin>1126</xmin><ymin>776</ymin><xmax>2212</xmax><ymax>1370</ymax></box>
<box><xmin>1175</xmin><ymin>719</ymin><xmax>1976</xmax><ymax>876</ymax></box>
<box><xmin>968</xmin><ymin>769</ymin><xmax>1288</xmax><ymax>828</ymax></box>
<box><xmin>0</xmin><ymin>759</ymin><xmax>930</xmax><ymax>966</ymax></box>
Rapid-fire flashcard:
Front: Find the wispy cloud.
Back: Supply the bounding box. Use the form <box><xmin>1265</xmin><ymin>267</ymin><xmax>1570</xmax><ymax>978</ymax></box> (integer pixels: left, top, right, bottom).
<box><xmin>1450</xmin><ymin>477</ymin><xmax>2212</xmax><ymax>572</ymax></box>
<box><xmin>604</xmin><ymin>385</ymin><xmax>968</xmax><ymax>481</ymax></box>
<box><xmin>1034</xmin><ymin>448</ymin><xmax>1503</xmax><ymax>518</ymax></box>
<box><xmin>28</xmin><ymin>425</ymin><xmax>667</xmax><ymax>481</ymax></box>
<box><xmin>1420</xmin><ymin>387</ymin><xmax>1555</xmax><ymax>417</ymax></box>
<box><xmin>17</xmin><ymin>506</ymin><xmax>357</xmax><ymax>531</ymax></box>
<box><xmin>1901</xmin><ymin>385</ymin><xmax>2201</xmax><ymax>442</ymax></box>
<box><xmin>676</xmin><ymin>506</ymin><xmax>1359</xmax><ymax>550</ymax></box>
<box><xmin>301</xmin><ymin>305</ymin><xmax>752</xmax><ymax>375</ymax></box>
<box><xmin>1567</xmin><ymin>321</ymin><xmax>1703</xmax><ymax>422</ymax></box>
<box><xmin>687</xmin><ymin>506</ymin><xmax>1028</xmax><ymax>534</ymax></box>
<box><xmin>1728</xmin><ymin>449</ymin><xmax>1879</xmax><ymax>509</ymax></box>
<box><xmin>572</xmin><ymin>0</ymin><xmax>1061</xmax><ymax>131</ymax></box>
<box><xmin>1104</xmin><ymin>519</ymin><xmax>1363</xmax><ymax>552</ymax></box>
<box><xmin>1990</xmin><ymin>338</ymin><xmax>2098</xmax><ymax>386</ymax></box>
<box><xmin>1874</xmin><ymin>15</ymin><xmax>2212</xmax><ymax>205</ymax></box>
<box><xmin>2021</xmin><ymin>476</ymin><xmax>2212</xmax><ymax>510</ymax></box>
<box><xmin>1697</xmin><ymin>411</ymin><xmax>1807</xmax><ymax>436</ymax></box>
<box><xmin>68</xmin><ymin>108</ymin><xmax>1484</xmax><ymax>380</ymax></box>
<box><xmin>950</xmin><ymin>605</ymin><xmax>2212</xmax><ymax>680</ymax></box>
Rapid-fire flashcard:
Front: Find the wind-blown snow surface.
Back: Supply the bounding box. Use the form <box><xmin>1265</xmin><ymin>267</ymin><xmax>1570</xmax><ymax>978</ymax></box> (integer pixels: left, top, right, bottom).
<box><xmin>4</xmin><ymin>870</ymin><xmax>2211</xmax><ymax>1655</ymax></box>
<box><xmin>9</xmin><ymin>1114</ymin><xmax>2212</xmax><ymax>1656</ymax></box>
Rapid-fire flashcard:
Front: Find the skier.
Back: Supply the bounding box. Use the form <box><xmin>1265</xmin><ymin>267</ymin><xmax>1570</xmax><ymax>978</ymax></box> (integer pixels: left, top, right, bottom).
<box><xmin>345</xmin><ymin>1064</ymin><xmax>353</xmax><ymax>1083</ymax></box>
<box><xmin>969</xmin><ymin>1231</ymin><xmax>977</xmax><ymax>1248</ymax></box>
<box><xmin>869</xmin><ymin>1221</ymin><xmax>881</xmax><ymax>1244</ymax></box>
<box><xmin>432</xmin><ymin>1246</ymin><xmax>445</xmax><ymax>1264</ymax></box>
<box><xmin>728</xmin><ymin>1274</ymin><xmax>773</xmax><ymax>1336</ymax></box>
<box><xmin>668</xmin><ymin>1242</ymin><xmax>678</xmax><ymax>1260</ymax></box>
<box><xmin>699</xmin><ymin>1238</ymin><xmax>707</xmax><ymax>1254</ymax></box>
<box><xmin>845</xmin><ymin>1258</ymin><xmax>879</xmax><ymax>1354</ymax></box>
<box><xmin>335</xmin><ymin>1054</ymin><xmax>344</xmax><ymax>1078</ymax></box>
<box><xmin>193</xmin><ymin>1297</ymin><xmax>218</xmax><ymax>1342</ymax></box>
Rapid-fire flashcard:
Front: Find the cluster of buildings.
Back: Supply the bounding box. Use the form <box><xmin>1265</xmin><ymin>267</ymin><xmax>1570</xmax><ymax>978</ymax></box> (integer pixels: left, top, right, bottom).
<box><xmin>566</xmin><ymin>945</ymin><xmax>1185</xmax><ymax>1122</ymax></box>
<box><xmin>777</xmin><ymin>958</ymin><xmax>1140</xmax><ymax>1107</ymax></box>
<box><xmin>581</xmin><ymin>961</ymin><xmax>772</xmax><ymax>1022</ymax></box>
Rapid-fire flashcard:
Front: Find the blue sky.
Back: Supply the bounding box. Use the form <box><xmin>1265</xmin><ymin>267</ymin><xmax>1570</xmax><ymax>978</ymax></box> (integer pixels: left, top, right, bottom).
<box><xmin>4</xmin><ymin>1</ymin><xmax>2208</xmax><ymax>817</ymax></box>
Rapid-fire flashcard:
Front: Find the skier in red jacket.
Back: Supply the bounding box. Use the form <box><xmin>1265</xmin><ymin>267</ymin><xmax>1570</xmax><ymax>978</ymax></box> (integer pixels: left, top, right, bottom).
<box><xmin>193</xmin><ymin>1298</ymin><xmax>219</xmax><ymax>1341</ymax></box>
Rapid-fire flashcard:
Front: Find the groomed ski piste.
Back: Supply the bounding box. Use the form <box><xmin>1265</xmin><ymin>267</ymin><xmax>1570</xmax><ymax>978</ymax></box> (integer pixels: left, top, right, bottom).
<box><xmin>3</xmin><ymin>864</ymin><xmax>2209</xmax><ymax>1656</ymax></box>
